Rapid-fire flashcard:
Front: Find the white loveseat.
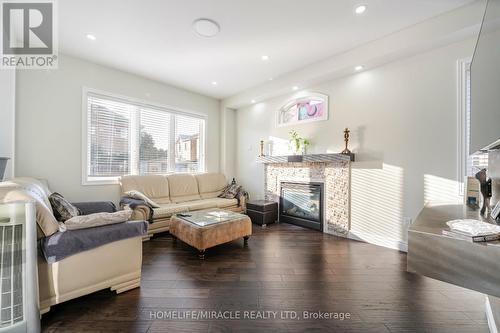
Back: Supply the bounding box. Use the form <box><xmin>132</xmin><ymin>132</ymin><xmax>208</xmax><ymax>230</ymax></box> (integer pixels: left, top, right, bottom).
<box><xmin>120</xmin><ymin>173</ymin><xmax>246</xmax><ymax>238</ymax></box>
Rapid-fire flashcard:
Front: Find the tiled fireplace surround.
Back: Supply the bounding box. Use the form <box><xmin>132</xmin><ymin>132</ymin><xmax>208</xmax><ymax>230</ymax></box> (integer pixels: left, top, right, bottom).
<box><xmin>259</xmin><ymin>154</ymin><xmax>351</xmax><ymax>236</ymax></box>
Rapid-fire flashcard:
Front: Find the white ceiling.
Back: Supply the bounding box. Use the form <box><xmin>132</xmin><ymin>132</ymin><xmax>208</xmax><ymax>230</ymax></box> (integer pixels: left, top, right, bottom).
<box><xmin>59</xmin><ymin>0</ymin><xmax>474</xmax><ymax>99</ymax></box>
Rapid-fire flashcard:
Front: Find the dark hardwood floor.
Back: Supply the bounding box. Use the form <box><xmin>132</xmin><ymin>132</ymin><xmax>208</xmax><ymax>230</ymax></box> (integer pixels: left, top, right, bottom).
<box><xmin>41</xmin><ymin>223</ymin><xmax>489</xmax><ymax>333</ymax></box>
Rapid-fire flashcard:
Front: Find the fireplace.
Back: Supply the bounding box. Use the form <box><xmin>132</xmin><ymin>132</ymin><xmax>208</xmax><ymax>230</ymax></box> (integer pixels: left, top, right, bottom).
<box><xmin>279</xmin><ymin>182</ymin><xmax>324</xmax><ymax>231</ymax></box>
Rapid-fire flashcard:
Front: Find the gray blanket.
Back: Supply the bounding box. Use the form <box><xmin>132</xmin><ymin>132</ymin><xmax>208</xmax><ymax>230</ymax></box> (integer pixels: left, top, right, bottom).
<box><xmin>120</xmin><ymin>196</ymin><xmax>154</xmax><ymax>223</ymax></box>
<box><xmin>40</xmin><ymin>220</ymin><xmax>147</xmax><ymax>263</ymax></box>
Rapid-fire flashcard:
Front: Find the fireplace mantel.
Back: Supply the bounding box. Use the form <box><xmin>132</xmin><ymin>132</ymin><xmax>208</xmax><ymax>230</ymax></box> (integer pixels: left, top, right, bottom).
<box><xmin>256</xmin><ymin>153</ymin><xmax>354</xmax><ymax>164</ymax></box>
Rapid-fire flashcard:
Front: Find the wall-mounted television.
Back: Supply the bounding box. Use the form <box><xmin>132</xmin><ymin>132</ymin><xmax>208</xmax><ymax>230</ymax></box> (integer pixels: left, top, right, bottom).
<box><xmin>470</xmin><ymin>0</ymin><xmax>500</xmax><ymax>153</ymax></box>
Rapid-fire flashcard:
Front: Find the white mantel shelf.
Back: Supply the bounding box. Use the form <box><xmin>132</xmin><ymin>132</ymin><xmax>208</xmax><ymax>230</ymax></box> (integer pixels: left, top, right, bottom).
<box><xmin>256</xmin><ymin>153</ymin><xmax>354</xmax><ymax>164</ymax></box>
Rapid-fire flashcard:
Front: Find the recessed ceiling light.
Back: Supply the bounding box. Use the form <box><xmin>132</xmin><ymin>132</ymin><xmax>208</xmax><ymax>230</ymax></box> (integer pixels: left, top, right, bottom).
<box><xmin>268</xmin><ymin>77</ymin><xmax>273</xmax><ymax>81</ymax></box>
<box><xmin>354</xmin><ymin>65</ymin><xmax>364</xmax><ymax>71</ymax></box>
<box><xmin>193</xmin><ymin>18</ymin><xmax>220</xmax><ymax>38</ymax></box>
<box><xmin>261</xmin><ymin>55</ymin><xmax>270</xmax><ymax>61</ymax></box>
<box><xmin>251</xmin><ymin>99</ymin><xmax>256</xmax><ymax>104</ymax></box>
<box><xmin>211</xmin><ymin>81</ymin><xmax>218</xmax><ymax>86</ymax></box>
<box><xmin>292</xmin><ymin>86</ymin><xmax>299</xmax><ymax>91</ymax></box>
<box><xmin>355</xmin><ymin>5</ymin><xmax>367</xmax><ymax>15</ymax></box>
<box><xmin>86</xmin><ymin>34</ymin><xmax>96</xmax><ymax>41</ymax></box>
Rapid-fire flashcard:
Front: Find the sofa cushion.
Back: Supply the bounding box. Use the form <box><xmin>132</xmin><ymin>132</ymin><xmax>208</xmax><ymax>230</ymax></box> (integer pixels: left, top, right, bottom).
<box><xmin>195</xmin><ymin>173</ymin><xmax>227</xmax><ymax>199</ymax></box>
<box><xmin>120</xmin><ymin>175</ymin><xmax>170</xmax><ymax>204</ymax></box>
<box><xmin>212</xmin><ymin>198</ymin><xmax>239</xmax><ymax>208</ymax></box>
<box><xmin>167</xmin><ymin>174</ymin><xmax>201</xmax><ymax>203</ymax></box>
<box><xmin>153</xmin><ymin>203</ymin><xmax>191</xmax><ymax>219</ymax></box>
<box><xmin>185</xmin><ymin>199</ymin><xmax>219</xmax><ymax>211</ymax></box>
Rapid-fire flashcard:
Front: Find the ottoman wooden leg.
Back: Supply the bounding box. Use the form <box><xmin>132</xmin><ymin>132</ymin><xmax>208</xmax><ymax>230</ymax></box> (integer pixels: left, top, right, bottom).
<box><xmin>172</xmin><ymin>235</ymin><xmax>177</xmax><ymax>244</ymax></box>
<box><xmin>198</xmin><ymin>250</ymin><xmax>205</xmax><ymax>260</ymax></box>
<box><xmin>243</xmin><ymin>236</ymin><xmax>250</xmax><ymax>246</ymax></box>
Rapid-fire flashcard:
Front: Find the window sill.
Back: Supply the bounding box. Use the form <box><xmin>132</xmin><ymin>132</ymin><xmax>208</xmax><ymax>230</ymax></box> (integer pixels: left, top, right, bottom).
<box><xmin>82</xmin><ymin>177</ymin><xmax>120</xmax><ymax>186</ymax></box>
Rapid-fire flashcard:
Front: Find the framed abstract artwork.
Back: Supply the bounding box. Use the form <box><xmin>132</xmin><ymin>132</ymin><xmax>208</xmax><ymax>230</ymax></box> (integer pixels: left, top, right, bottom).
<box><xmin>277</xmin><ymin>92</ymin><xmax>328</xmax><ymax>127</ymax></box>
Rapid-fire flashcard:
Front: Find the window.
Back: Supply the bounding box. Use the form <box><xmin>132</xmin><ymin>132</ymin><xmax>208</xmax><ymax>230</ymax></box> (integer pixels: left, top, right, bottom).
<box><xmin>459</xmin><ymin>60</ymin><xmax>488</xmax><ymax>191</ymax></box>
<box><xmin>174</xmin><ymin>115</ymin><xmax>203</xmax><ymax>173</ymax></box>
<box><xmin>83</xmin><ymin>89</ymin><xmax>206</xmax><ymax>184</ymax></box>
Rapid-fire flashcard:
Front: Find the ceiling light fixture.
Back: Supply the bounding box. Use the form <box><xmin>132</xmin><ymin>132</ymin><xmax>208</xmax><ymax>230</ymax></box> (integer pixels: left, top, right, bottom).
<box><xmin>211</xmin><ymin>81</ymin><xmax>218</xmax><ymax>86</ymax></box>
<box><xmin>268</xmin><ymin>77</ymin><xmax>273</xmax><ymax>81</ymax></box>
<box><xmin>292</xmin><ymin>86</ymin><xmax>299</xmax><ymax>91</ymax></box>
<box><xmin>193</xmin><ymin>18</ymin><xmax>220</xmax><ymax>38</ymax></box>
<box><xmin>354</xmin><ymin>65</ymin><xmax>364</xmax><ymax>71</ymax></box>
<box><xmin>355</xmin><ymin>5</ymin><xmax>367</xmax><ymax>15</ymax></box>
<box><xmin>86</xmin><ymin>34</ymin><xmax>96</xmax><ymax>41</ymax></box>
<box><xmin>261</xmin><ymin>55</ymin><xmax>270</xmax><ymax>61</ymax></box>
<box><xmin>251</xmin><ymin>99</ymin><xmax>256</xmax><ymax>104</ymax></box>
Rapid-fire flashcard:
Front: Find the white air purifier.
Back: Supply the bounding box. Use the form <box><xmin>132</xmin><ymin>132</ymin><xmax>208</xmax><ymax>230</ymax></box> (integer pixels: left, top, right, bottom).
<box><xmin>0</xmin><ymin>202</ymin><xmax>40</xmax><ymax>333</ymax></box>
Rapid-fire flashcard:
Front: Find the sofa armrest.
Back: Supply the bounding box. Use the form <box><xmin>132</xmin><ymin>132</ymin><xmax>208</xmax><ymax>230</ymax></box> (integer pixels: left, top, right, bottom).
<box><xmin>72</xmin><ymin>201</ymin><xmax>117</xmax><ymax>215</ymax></box>
<box><xmin>124</xmin><ymin>204</ymin><xmax>151</xmax><ymax>222</ymax></box>
<box><xmin>238</xmin><ymin>191</ymin><xmax>248</xmax><ymax>212</ymax></box>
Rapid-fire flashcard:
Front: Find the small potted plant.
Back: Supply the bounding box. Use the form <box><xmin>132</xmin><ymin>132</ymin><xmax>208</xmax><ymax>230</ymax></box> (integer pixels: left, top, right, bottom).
<box><xmin>289</xmin><ymin>130</ymin><xmax>310</xmax><ymax>155</ymax></box>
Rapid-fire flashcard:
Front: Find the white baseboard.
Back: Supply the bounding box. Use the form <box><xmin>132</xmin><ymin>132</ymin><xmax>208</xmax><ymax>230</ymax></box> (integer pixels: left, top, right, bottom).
<box><xmin>347</xmin><ymin>230</ymin><xmax>408</xmax><ymax>252</ymax></box>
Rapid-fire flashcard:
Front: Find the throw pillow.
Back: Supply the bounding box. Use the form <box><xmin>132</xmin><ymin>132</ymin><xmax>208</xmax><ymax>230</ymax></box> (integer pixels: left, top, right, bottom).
<box><xmin>124</xmin><ymin>190</ymin><xmax>160</xmax><ymax>208</ymax></box>
<box><xmin>218</xmin><ymin>184</ymin><xmax>242</xmax><ymax>199</ymax></box>
<box><xmin>49</xmin><ymin>192</ymin><xmax>81</xmax><ymax>222</ymax></box>
<box><xmin>61</xmin><ymin>208</ymin><xmax>133</xmax><ymax>231</ymax></box>
<box><xmin>218</xmin><ymin>184</ymin><xmax>231</xmax><ymax>197</ymax></box>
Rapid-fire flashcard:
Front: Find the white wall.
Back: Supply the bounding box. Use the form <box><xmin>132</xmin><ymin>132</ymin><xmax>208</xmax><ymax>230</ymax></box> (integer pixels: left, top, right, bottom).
<box><xmin>15</xmin><ymin>54</ymin><xmax>220</xmax><ymax>203</ymax></box>
<box><xmin>470</xmin><ymin>26</ymin><xmax>500</xmax><ymax>152</ymax></box>
<box><xmin>220</xmin><ymin>106</ymin><xmax>237</xmax><ymax>181</ymax></box>
<box><xmin>0</xmin><ymin>70</ymin><xmax>15</xmax><ymax>180</ymax></box>
<box><xmin>235</xmin><ymin>38</ymin><xmax>475</xmax><ymax>250</ymax></box>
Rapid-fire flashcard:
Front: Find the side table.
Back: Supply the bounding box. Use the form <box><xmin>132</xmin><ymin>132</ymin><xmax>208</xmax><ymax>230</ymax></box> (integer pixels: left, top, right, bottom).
<box><xmin>246</xmin><ymin>200</ymin><xmax>278</xmax><ymax>228</ymax></box>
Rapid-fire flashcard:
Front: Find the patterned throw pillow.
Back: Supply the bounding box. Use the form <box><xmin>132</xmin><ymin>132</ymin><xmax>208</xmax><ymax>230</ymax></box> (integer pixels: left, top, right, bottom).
<box><xmin>218</xmin><ymin>184</ymin><xmax>231</xmax><ymax>197</ymax></box>
<box><xmin>218</xmin><ymin>184</ymin><xmax>242</xmax><ymax>199</ymax></box>
<box><xmin>48</xmin><ymin>192</ymin><xmax>81</xmax><ymax>222</ymax></box>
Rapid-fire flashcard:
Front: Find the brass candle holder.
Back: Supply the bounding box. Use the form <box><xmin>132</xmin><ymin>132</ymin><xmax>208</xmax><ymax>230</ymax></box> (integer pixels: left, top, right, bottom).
<box><xmin>341</xmin><ymin>128</ymin><xmax>351</xmax><ymax>155</ymax></box>
<box><xmin>259</xmin><ymin>140</ymin><xmax>265</xmax><ymax>157</ymax></box>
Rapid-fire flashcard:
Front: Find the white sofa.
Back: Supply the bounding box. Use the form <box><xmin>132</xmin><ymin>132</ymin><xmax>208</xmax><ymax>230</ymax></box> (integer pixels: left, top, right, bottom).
<box><xmin>0</xmin><ymin>178</ymin><xmax>144</xmax><ymax>314</ymax></box>
<box><xmin>120</xmin><ymin>173</ymin><xmax>246</xmax><ymax>238</ymax></box>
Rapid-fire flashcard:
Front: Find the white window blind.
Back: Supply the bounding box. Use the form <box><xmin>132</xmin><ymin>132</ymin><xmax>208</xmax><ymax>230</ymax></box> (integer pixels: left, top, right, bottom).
<box><xmin>87</xmin><ymin>95</ymin><xmax>132</xmax><ymax>178</ymax></box>
<box><xmin>464</xmin><ymin>64</ymin><xmax>489</xmax><ymax>176</ymax></box>
<box><xmin>139</xmin><ymin>108</ymin><xmax>171</xmax><ymax>175</ymax></box>
<box><xmin>84</xmin><ymin>90</ymin><xmax>206</xmax><ymax>184</ymax></box>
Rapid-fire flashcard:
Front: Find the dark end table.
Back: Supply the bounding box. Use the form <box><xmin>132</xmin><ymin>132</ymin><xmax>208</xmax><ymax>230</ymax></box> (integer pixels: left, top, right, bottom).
<box><xmin>246</xmin><ymin>200</ymin><xmax>278</xmax><ymax>228</ymax></box>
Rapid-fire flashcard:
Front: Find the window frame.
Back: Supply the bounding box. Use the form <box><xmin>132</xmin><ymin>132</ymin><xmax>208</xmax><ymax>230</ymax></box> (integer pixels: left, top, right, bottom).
<box><xmin>457</xmin><ymin>58</ymin><xmax>488</xmax><ymax>195</ymax></box>
<box><xmin>457</xmin><ymin>58</ymin><xmax>470</xmax><ymax>195</ymax></box>
<box><xmin>81</xmin><ymin>87</ymin><xmax>207</xmax><ymax>185</ymax></box>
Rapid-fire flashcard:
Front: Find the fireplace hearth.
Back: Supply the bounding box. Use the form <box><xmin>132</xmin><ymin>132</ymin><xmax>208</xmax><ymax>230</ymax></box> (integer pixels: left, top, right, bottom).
<box><xmin>280</xmin><ymin>182</ymin><xmax>324</xmax><ymax>231</ymax></box>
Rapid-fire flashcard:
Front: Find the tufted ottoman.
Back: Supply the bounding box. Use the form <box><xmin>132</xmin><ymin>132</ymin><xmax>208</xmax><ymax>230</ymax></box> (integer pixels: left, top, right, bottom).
<box><xmin>170</xmin><ymin>209</ymin><xmax>252</xmax><ymax>259</ymax></box>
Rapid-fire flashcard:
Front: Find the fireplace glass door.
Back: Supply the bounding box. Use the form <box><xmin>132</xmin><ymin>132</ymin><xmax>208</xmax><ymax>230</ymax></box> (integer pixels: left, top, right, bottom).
<box><xmin>280</xmin><ymin>182</ymin><xmax>323</xmax><ymax>231</ymax></box>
